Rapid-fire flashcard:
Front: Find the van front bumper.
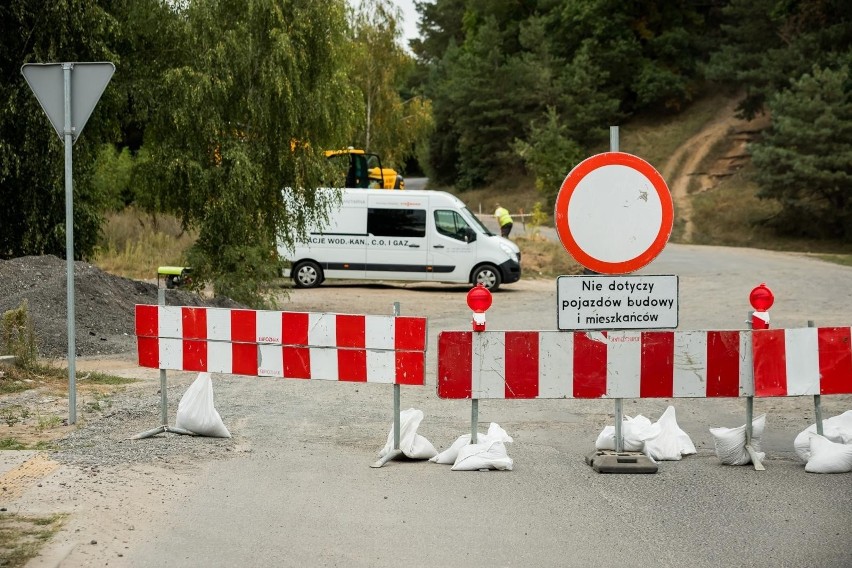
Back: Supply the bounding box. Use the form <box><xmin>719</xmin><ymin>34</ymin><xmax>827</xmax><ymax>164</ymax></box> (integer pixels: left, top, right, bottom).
<box><xmin>499</xmin><ymin>258</ymin><xmax>521</xmax><ymax>284</ymax></box>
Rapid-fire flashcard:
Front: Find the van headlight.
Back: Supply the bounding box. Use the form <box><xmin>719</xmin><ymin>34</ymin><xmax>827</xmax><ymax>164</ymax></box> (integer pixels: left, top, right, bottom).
<box><xmin>499</xmin><ymin>242</ymin><xmax>518</xmax><ymax>262</ymax></box>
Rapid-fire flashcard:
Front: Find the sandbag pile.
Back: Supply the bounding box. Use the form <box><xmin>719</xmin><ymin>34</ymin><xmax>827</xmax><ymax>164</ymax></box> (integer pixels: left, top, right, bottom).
<box><xmin>175</xmin><ymin>372</ymin><xmax>232</xmax><ymax>438</ymax></box>
<box><xmin>595</xmin><ymin>406</ymin><xmax>696</xmax><ymax>461</ymax></box>
<box><xmin>709</xmin><ymin>414</ymin><xmax>765</xmax><ymax>465</ymax></box>
<box><xmin>378</xmin><ymin>408</ymin><xmax>438</xmax><ymax>460</ymax></box>
<box><xmin>794</xmin><ymin>410</ymin><xmax>852</xmax><ymax>474</ymax></box>
<box><xmin>430</xmin><ymin>423</ymin><xmax>514</xmax><ymax>471</ymax></box>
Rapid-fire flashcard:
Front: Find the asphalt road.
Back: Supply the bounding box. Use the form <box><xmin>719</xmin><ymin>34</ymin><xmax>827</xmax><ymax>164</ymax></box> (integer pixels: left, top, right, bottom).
<box><xmin>93</xmin><ymin>242</ymin><xmax>852</xmax><ymax>568</ymax></box>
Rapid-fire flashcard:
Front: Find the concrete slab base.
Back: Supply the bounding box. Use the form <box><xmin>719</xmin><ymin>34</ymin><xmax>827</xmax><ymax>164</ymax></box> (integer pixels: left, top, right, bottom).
<box><xmin>0</xmin><ymin>355</ymin><xmax>19</xmax><ymax>366</ymax></box>
<box><xmin>585</xmin><ymin>450</ymin><xmax>658</xmax><ymax>474</ymax></box>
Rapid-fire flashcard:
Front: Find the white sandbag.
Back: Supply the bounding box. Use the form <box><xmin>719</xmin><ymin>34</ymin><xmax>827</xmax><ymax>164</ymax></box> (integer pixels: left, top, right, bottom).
<box><xmin>430</xmin><ymin>423</ymin><xmax>513</xmax><ymax>464</ymax></box>
<box><xmin>451</xmin><ymin>438</ymin><xmax>513</xmax><ymax>471</ymax></box>
<box><xmin>622</xmin><ymin>415</ymin><xmax>653</xmax><ymax>451</ymax></box>
<box><xmin>379</xmin><ymin>408</ymin><xmax>437</xmax><ymax>460</ymax></box>
<box><xmin>709</xmin><ymin>414</ymin><xmax>766</xmax><ymax>466</ymax></box>
<box><xmin>175</xmin><ymin>372</ymin><xmax>231</xmax><ymax>438</ymax></box>
<box><xmin>431</xmin><ymin>434</ymin><xmax>478</xmax><ymax>464</ymax></box>
<box><xmin>794</xmin><ymin>410</ymin><xmax>852</xmax><ymax>462</ymax></box>
<box><xmin>595</xmin><ymin>425</ymin><xmax>617</xmax><ymax>451</ymax></box>
<box><xmin>805</xmin><ymin>435</ymin><xmax>852</xmax><ymax>473</ymax></box>
<box><xmin>643</xmin><ymin>406</ymin><xmax>697</xmax><ymax>461</ymax></box>
<box><xmin>595</xmin><ymin>415</ymin><xmax>652</xmax><ymax>451</ymax></box>
<box><xmin>484</xmin><ymin>422</ymin><xmax>514</xmax><ymax>444</ymax></box>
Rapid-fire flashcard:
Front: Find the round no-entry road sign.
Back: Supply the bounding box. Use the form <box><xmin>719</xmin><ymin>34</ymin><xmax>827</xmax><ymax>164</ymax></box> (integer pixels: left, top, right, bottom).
<box><xmin>554</xmin><ymin>152</ymin><xmax>673</xmax><ymax>274</ymax></box>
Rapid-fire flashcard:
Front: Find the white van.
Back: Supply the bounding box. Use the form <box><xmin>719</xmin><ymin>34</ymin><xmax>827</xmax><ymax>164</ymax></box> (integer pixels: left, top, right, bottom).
<box><xmin>279</xmin><ymin>188</ymin><xmax>521</xmax><ymax>290</ymax></box>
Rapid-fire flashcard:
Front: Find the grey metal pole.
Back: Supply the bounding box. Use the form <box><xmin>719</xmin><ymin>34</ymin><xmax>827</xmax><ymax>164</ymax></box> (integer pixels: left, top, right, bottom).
<box><xmin>808</xmin><ymin>320</ymin><xmax>824</xmax><ymax>435</ymax></box>
<box><xmin>471</xmin><ymin>399</ymin><xmax>479</xmax><ymax>444</ymax></box>
<box><xmin>159</xmin><ymin>288</ymin><xmax>168</xmax><ymax>426</ymax></box>
<box><xmin>614</xmin><ymin>399</ymin><xmax>624</xmax><ymax>452</ymax></box>
<box><xmin>369</xmin><ymin>302</ymin><xmax>405</xmax><ymax>467</ymax></box>
<box><xmin>745</xmin><ymin>397</ymin><xmax>754</xmax><ymax>445</ymax></box>
<box><xmin>609</xmin><ymin>125</ymin><xmax>624</xmax><ymax>452</ymax></box>
<box><xmin>745</xmin><ymin>311</ymin><xmax>753</xmax><ymax>445</ymax></box>
<box><xmin>63</xmin><ymin>63</ymin><xmax>77</xmax><ymax>425</ymax></box>
<box><xmin>392</xmin><ymin>301</ymin><xmax>401</xmax><ymax>450</ymax></box>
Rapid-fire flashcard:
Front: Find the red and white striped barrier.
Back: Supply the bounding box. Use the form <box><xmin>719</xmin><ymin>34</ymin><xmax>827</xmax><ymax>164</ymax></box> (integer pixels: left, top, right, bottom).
<box><xmin>135</xmin><ymin>305</ymin><xmax>428</xmax><ymax>385</ymax></box>
<box><xmin>753</xmin><ymin>327</ymin><xmax>852</xmax><ymax>396</ymax></box>
<box><xmin>438</xmin><ymin>328</ymin><xmax>852</xmax><ymax>399</ymax></box>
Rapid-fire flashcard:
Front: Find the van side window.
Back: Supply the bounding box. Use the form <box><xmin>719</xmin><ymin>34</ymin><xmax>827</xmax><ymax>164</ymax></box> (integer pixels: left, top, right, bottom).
<box><xmin>434</xmin><ymin>210</ymin><xmax>472</xmax><ymax>241</ymax></box>
<box><xmin>368</xmin><ymin>208</ymin><xmax>426</xmax><ymax>237</ymax></box>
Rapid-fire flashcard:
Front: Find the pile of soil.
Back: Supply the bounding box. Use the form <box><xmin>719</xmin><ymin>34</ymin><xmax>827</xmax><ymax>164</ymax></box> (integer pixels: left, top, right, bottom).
<box><xmin>0</xmin><ymin>255</ymin><xmax>241</xmax><ymax>358</ymax></box>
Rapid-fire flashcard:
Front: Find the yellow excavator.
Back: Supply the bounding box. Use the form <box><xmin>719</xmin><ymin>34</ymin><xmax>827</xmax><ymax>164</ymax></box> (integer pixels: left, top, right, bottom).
<box><xmin>325</xmin><ymin>148</ymin><xmax>404</xmax><ymax>189</ymax></box>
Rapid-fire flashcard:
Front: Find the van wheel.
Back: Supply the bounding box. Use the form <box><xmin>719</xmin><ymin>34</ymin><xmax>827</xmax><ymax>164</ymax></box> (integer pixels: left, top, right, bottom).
<box><xmin>472</xmin><ymin>265</ymin><xmax>501</xmax><ymax>291</ymax></box>
<box><xmin>294</xmin><ymin>261</ymin><xmax>323</xmax><ymax>288</ymax></box>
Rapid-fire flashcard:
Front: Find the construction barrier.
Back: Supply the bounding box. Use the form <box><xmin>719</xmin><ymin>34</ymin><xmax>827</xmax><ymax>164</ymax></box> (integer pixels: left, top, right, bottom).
<box><xmin>438</xmin><ymin>327</ymin><xmax>852</xmax><ymax>470</ymax></box>
<box><xmin>133</xmin><ymin>302</ymin><xmax>428</xmax><ymax>466</ymax></box>
<box><xmin>135</xmin><ymin>305</ymin><xmax>427</xmax><ymax>384</ymax></box>
<box><xmin>437</xmin><ymin>328</ymin><xmax>852</xmax><ymax>399</ymax></box>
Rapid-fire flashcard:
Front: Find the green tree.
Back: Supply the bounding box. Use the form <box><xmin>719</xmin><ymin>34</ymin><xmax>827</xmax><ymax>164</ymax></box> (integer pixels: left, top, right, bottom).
<box><xmin>751</xmin><ymin>65</ymin><xmax>852</xmax><ymax>239</ymax></box>
<box><xmin>136</xmin><ymin>0</ymin><xmax>359</xmax><ymax>306</ymax></box>
<box><xmin>513</xmin><ymin>107</ymin><xmax>584</xmax><ymax>206</ymax></box>
<box><xmin>90</xmin><ymin>144</ymin><xmax>135</xmax><ymax>211</ymax></box>
<box><xmin>0</xmin><ymin>0</ymin><xmax>120</xmax><ymax>260</ymax></box>
<box><xmin>347</xmin><ymin>0</ymin><xmax>433</xmax><ymax>168</ymax></box>
<box><xmin>706</xmin><ymin>0</ymin><xmax>852</xmax><ymax>118</ymax></box>
<box><xmin>415</xmin><ymin>0</ymin><xmax>715</xmax><ymax>189</ymax></box>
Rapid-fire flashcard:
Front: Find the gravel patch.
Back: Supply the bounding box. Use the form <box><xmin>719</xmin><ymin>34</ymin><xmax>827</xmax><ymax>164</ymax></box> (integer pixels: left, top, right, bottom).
<box><xmin>0</xmin><ymin>254</ymin><xmax>243</xmax><ymax>466</ymax></box>
<box><xmin>50</xmin><ymin>381</ymin><xmax>239</xmax><ymax>468</ymax></box>
<box><xmin>0</xmin><ymin>255</ymin><xmax>241</xmax><ymax>358</ymax></box>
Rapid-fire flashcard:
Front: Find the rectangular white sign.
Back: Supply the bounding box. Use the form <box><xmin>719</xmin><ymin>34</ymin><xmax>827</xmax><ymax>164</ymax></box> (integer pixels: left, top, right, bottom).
<box><xmin>557</xmin><ymin>275</ymin><xmax>678</xmax><ymax>330</ymax></box>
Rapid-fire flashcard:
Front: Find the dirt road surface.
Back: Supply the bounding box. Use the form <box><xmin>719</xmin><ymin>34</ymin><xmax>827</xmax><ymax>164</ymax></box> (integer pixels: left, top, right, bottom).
<box><xmin>7</xmin><ymin>243</ymin><xmax>852</xmax><ymax>567</ymax></box>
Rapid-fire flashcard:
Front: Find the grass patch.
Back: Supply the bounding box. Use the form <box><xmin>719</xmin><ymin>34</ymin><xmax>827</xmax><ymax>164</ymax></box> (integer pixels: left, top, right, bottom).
<box><xmin>435</xmin><ymin>174</ymin><xmax>544</xmax><ymax>223</ymax></box>
<box><xmin>515</xmin><ymin>234</ymin><xmax>583</xmax><ymax>278</ymax></box>
<box><xmin>0</xmin><ymin>512</ymin><xmax>67</xmax><ymax>568</ymax></box>
<box><xmin>815</xmin><ymin>254</ymin><xmax>852</xmax><ymax>266</ymax></box>
<box><xmin>0</xmin><ymin>438</ymin><xmax>29</xmax><ymax>450</ymax></box>
<box><xmin>0</xmin><ymin>363</ymin><xmax>135</xmax><ymax>395</ymax></box>
<box><xmin>0</xmin><ymin>373</ymin><xmax>31</xmax><ymax>396</ymax></box>
<box><xmin>93</xmin><ymin>207</ymin><xmax>196</xmax><ymax>280</ymax></box>
<box><xmin>691</xmin><ymin>164</ymin><xmax>852</xmax><ymax>254</ymax></box>
<box><xmin>83</xmin><ymin>372</ymin><xmax>136</xmax><ymax>386</ymax></box>
<box><xmin>618</xmin><ymin>90</ymin><xmax>736</xmax><ymax>168</ymax></box>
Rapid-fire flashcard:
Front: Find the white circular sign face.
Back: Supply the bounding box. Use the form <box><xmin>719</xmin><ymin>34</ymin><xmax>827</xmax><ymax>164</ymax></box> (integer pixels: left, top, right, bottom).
<box><xmin>554</xmin><ymin>152</ymin><xmax>673</xmax><ymax>274</ymax></box>
<box><xmin>567</xmin><ymin>164</ymin><xmax>663</xmax><ymax>262</ymax></box>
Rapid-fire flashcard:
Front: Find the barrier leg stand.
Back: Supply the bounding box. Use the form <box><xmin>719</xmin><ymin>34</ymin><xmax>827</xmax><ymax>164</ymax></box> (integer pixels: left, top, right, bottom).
<box><xmin>614</xmin><ymin>398</ymin><xmax>624</xmax><ymax>453</ymax></box>
<box><xmin>471</xmin><ymin>398</ymin><xmax>479</xmax><ymax>444</ymax></box>
<box><xmin>371</xmin><ymin>302</ymin><xmax>404</xmax><ymax>468</ymax></box>
<box><xmin>744</xmin><ymin>396</ymin><xmax>764</xmax><ymax>471</ymax></box>
<box><xmin>585</xmin><ymin>395</ymin><xmax>656</xmax><ymax>473</ymax></box>
<box><xmin>132</xmin><ymin>288</ymin><xmax>196</xmax><ymax>440</ymax></box>
<box><xmin>814</xmin><ymin>395</ymin><xmax>824</xmax><ymax>436</ymax></box>
<box><xmin>744</xmin><ymin>312</ymin><xmax>765</xmax><ymax>470</ymax></box>
<box><xmin>807</xmin><ymin>321</ymin><xmax>824</xmax><ymax>435</ymax></box>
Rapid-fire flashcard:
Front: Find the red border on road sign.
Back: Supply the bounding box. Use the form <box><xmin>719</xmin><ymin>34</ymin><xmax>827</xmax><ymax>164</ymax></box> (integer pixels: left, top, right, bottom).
<box><xmin>554</xmin><ymin>152</ymin><xmax>673</xmax><ymax>274</ymax></box>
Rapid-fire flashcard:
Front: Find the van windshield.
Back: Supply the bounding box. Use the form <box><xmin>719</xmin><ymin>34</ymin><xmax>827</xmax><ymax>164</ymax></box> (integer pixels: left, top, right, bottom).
<box><xmin>462</xmin><ymin>207</ymin><xmax>494</xmax><ymax>236</ymax></box>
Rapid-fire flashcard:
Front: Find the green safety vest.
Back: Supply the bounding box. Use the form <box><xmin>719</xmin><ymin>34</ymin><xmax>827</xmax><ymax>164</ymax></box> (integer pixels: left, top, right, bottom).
<box><xmin>495</xmin><ymin>207</ymin><xmax>513</xmax><ymax>226</ymax></box>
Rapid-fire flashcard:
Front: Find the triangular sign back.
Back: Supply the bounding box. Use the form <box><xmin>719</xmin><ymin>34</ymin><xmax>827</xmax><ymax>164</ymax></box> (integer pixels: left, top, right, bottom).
<box><xmin>21</xmin><ymin>62</ymin><xmax>115</xmax><ymax>143</ymax></box>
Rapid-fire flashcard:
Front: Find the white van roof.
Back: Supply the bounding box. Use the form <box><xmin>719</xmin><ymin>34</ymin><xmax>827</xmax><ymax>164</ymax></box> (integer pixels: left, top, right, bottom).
<box><xmin>338</xmin><ymin>188</ymin><xmax>467</xmax><ymax>209</ymax></box>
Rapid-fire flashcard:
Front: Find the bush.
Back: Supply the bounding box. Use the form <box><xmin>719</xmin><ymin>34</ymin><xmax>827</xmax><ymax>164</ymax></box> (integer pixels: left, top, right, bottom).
<box><xmin>1</xmin><ymin>300</ymin><xmax>39</xmax><ymax>369</ymax></box>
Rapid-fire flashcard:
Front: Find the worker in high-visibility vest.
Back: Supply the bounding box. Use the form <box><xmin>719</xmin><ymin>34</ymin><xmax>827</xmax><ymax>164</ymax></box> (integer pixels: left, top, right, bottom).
<box><xmin>494</xmin><ymin>203</ymin><xmax>513</xmax><ymax>238</ymax></box>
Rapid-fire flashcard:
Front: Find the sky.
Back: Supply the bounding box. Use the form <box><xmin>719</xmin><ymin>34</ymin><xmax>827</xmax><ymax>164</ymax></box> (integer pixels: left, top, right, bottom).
<box><xmin>393</xmin><ymin>0</ymin><xmax>420</xmax><ymax>42</ymax></box>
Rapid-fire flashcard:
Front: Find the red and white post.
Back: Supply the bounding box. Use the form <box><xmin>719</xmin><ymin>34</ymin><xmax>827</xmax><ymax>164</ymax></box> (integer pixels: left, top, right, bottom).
<box><xmin>466</xmin><ymin>284</ymin><xmax>492</xmax><ymax>442</ymax></box>
<box><xmin>746</xmin><ymin>283</ymin><xmax>774</xmax><ymax>470</ymax></box>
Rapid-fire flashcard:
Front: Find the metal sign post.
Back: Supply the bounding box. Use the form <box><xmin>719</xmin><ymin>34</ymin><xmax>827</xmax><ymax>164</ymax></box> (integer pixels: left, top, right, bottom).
<box><xmin>371</xmin><ymin>301</ymin><xmax>404</xmax><ymax>468</ymax></box>
<box><xmin>21</xmin><ymin>62</ymin><xmax>115</xmax><ymax>424</ymax></box>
